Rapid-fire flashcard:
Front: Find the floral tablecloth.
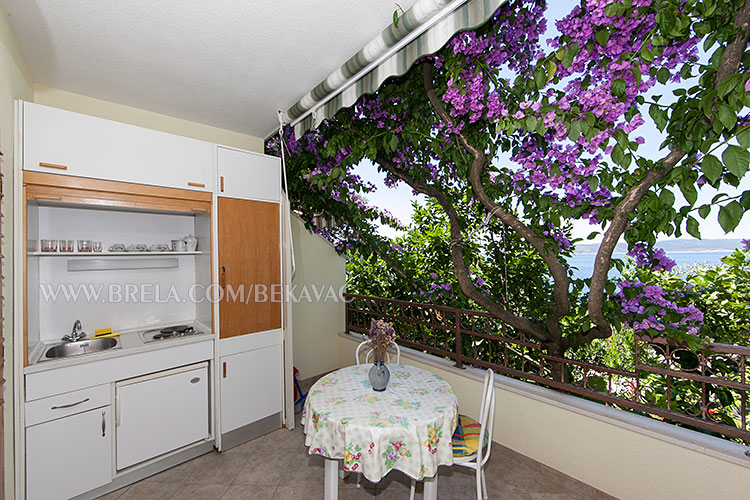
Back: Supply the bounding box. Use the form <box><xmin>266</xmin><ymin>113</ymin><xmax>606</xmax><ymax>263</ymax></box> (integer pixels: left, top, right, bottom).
<box><xmin>302</xmin><ymin>364</ymin><xmax>458</xmax><ymax>482</ymax></box>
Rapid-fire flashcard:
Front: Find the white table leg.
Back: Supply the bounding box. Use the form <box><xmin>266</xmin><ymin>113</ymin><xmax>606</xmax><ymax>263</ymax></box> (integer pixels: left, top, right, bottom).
<box><xmin>423</xmin><ymin>471</ymin><xmax>438</xmax><ymax>500</ymax></box>
<box><xmin>324</xmin><ymin>458</ymin><xmax>339</xmax><ymax>500</ymax></box>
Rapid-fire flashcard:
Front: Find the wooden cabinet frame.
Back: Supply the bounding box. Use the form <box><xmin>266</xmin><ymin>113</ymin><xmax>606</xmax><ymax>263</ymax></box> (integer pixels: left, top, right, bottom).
<box><xmin>22</xmin><ymin>172</ymin><xmax>214</xmax><ymax>365</ymax></box>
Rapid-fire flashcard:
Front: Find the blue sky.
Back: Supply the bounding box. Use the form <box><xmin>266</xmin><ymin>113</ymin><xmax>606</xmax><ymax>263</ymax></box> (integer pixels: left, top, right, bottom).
<box><xmin>354</xmin><ymin>0</ymin><xmax>750</xmax><ymax>242</ymax></box>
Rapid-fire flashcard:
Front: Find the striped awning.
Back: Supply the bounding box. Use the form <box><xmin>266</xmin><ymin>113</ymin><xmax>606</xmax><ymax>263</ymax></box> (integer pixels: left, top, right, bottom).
<box><xmin>287</xmin><ymin>0</ymin><xmax>508</xmax><ymax>137</ymax></box>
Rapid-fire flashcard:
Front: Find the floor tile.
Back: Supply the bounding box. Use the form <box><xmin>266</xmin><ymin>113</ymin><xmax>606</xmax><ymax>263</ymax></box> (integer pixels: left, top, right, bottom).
<box><xmin>117</xmin><ymin>481</ymin><xmax>180</xmax><ymax>500</ymax></box>
<box><xmin>97</xmin><ymin>433</ymin><xmax>612</xmax><ymax>500</ymax></box>
<box><xmin>96</xmin><ymin>486</ymin><xmax>130</xmax><ymax>500</ymax></box>
<box><xmin>170</xmin><ymin>483</ymin><xmax>230</xmax><ymax>499</ymax></box>
<box><xmin>232</xmin><ymin>457</ymin><xmax>286</xmax><ymax>487</ymax></box>
<box><xmin>273</xmin><ymin>485</ymin><xmax>324</xmax><ymax>499</ymax></box>
<box><xmin>221</xmin><ymin>485</ymin><xmax>278</xmax><ymax>499</ymax></box>
<box><xmin>142</xmin><ymin>459</ymin><xmax>195</xmax><ymax>483</ymax></box>
<box><xmin>184</xmin><ymin>450</ymin><xmax>250</xmax><ymax>484</ymax></box>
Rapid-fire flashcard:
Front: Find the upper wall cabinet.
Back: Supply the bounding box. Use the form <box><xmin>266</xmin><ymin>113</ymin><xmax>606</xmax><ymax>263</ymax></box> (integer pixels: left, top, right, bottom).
<box><xmin>217</xmin><ymin>146</ymin><xmax>280</xmax><ymax>202</ymax></box>
<box><xmin>22</xmin><ymin>102</ymin><xmax>213</xmax><ymax>192</ymax></box>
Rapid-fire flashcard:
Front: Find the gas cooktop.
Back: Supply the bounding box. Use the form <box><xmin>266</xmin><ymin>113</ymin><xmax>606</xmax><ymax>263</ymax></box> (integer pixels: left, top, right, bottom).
<box><xmin>141</xmin><ymin>324</ymin><xmax>206</xmax><ymax>343</ymax></box>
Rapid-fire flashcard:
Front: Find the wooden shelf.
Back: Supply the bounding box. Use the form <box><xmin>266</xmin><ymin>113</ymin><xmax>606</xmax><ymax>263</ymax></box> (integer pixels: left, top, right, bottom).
<box><xmin>28</xmin><ymin>251</ymin><xmax>207</xmax><ymax>257</ymax></box>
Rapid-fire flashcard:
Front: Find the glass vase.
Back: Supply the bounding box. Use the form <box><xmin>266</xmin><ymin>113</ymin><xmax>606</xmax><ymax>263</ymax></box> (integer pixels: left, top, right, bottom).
<box><xmin>368</xmin><ymin>360</ymin><xmax>390</xmax><ymax>391</ymax></box>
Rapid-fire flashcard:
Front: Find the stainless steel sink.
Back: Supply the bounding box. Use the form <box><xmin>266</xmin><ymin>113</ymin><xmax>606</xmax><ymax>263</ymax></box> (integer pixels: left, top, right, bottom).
<box><xmin>43</xmin><ymin>337</ymin><xmax>120</xmax><ymax>360</ymax></box>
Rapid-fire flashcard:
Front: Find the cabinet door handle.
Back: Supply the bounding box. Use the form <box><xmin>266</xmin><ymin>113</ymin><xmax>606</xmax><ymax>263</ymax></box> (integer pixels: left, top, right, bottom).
<box><xmin>220</xmin><ymin>266</ymin><xmax>226</xmax><ymax>289</ymax></box>
<box><xmin>187</xmin><ymin>182</ymin><xmax>206</xmax><ymax>188</ymax></box>
<box><xmin>223</xmin><ymin>362</ymin><xmax>227</xmax><ymax>379</ymax></box>
<box><xmin>32</xmin><ymin>195</ymin><xmax>63</xmax><ymax>202</ymax></box>
<box><xmin>115</xmin><ymin>394</ymin><xmax>120</xmax><ymax>427</ymax></box>
<box><xmin>102</xmin><ymin>411</ymin><xmax>106</xmax><ymax>437</ymax></box>
<box><xmin>220</xmin><ymin>176</ymin><xmax>224</xmax><ymax>192</ymax></box>
<box><xmin>39</xmin><ymin>162</ymin><xmax>68</xmax><ymax>170</ymax></box>
<box><xmin>51</xmin><ymin>397</ymin><xmax>89</xmax><ymax>410</ymax></box>
<box><xmin>191</xmin><ymin>207</ymin><xmax>209</xmax><ymax>213</ymax></box>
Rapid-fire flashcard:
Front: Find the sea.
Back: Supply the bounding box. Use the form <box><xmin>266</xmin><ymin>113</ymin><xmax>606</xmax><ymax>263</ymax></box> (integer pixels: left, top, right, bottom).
<box><xmin>568</xmin><ymin>251</ymin><xmax>731</xmax><ymax>280</ymax></box>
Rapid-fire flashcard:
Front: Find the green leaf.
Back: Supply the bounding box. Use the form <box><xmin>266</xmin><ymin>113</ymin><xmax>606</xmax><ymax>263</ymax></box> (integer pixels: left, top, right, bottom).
<box><xmin>595</xmin><ymin>29</ymin><xmax>610</xmax><ymax>47</ymax></box>
<box><xmin>393</xmin><ymin>10</ymin><xmax>399</xmax><ymax>27</ymax></box>
<box><xmin>567</xmin><ymin>121</ymin><xmax>582</xmax><ymax>141</ymax></box>
<box><xmin>632</xmin><ymin>67</ymin><xmax>642</xmax><ymax>87</ymax></box>
<box><xmin>562</xmin><ymin>48</ymin><xmax>575</xmax><ymax>68</ymax></box>
<box><xmin>717</xmin><ymin>74</ymin><xmax>740</xmax><ymax>98</ymax></box>
<box><xmin>547</xmin><ymin>61</ymin><xmax>558</xmax><ymax>80</ymax></box>
<box><xmin>649</xmin><ymin>104</ymin><xmax>668</xmax><ymax>132</ymax></box>
<box><xmin>679</xmin><ymin>180</ymin><xmax>698</xmax><ymax>205</ymax></box>
<box><xmin>589</xmin><ymin>176</ymin><xmax>599</xmax><ymax>192</ymax></box>
<box><xmin>659</xmin><ymin>189</ymin><xmax>675</xmax><ymax>207</ymax></box>
<box><xmin>603</xmin><ymin>3</ymin><xmax>621</xmax><ymax>16</ymax></box>
<box><xmin>611</xmin><ymin>144</ymin><xmax>624</xmax><ymax>165</ymax></box>
<box><xmin>718</xmin><ymin>201</ymin><xmax>743</xmax><ymax>232</ymax></box>
<box><xmin>534</xmin><ymin>68</ymin><xmax>547</xmax><ymax>89</ymax></box>
<box><xmin>737</xmin><ymin>127</ymin><xmax>750</xmax><ymax>149</ymax></box>
<box><xmin>698</xmin><ymin>205</ymin><xmax>711</xmax><ymax>218</ymax></box>
<box><xmin>700</xmin><ymin>155</ymin><xmax>723</xmax><ymax>183</ymax></box>
<box><xmin>718</xmin><ymin>104</ymin><xmax>737</xmax><ymax>130</ymax></box>
<box><xmin>722</xmin><ymin>145</ymin><xmax>750</xmax><ymax>178</ymax></box>
<box><xmin>686</xmin><ymin>216</ymin><xmax>701</xmax><ymax>239</ymax></box>
<box><xmin>657</xmin><ymin>68</ymin><xmax>671</xmax><ymax>84</ymax></box>
<box><xmin>611</xmin><ymin>78</ymin><xmax>626</xmax><ymax>97</ymax></box>
<box><xmin>640</xmin><ymin>46</ymin><xmax>654</xmax><ymax>62</ymax></box>
<box><xmin>526</xmin><ymin>116</ymin><xmax>538</xmax><ymax>132</ymax></box>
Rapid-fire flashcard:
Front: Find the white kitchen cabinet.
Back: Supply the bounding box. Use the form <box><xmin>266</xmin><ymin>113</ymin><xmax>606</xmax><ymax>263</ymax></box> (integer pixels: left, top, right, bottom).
<box><xmin>220</xmin><ymin>343</ymin><xmax>283</xmax><ymax>433</ymax></box>
<box><xmin>217</xmin><ymin>146</ymin><xmax>281</xmax><ymax>202</ymax></box>
<box><xmin>116</xmin><ymin>363</ymin><xmax>209</xmax><ymax>470</ymax></box>
<box><xmin>23</xmin><ymin>102</ymin><xmax>213</xmax><ymax>191</ymax></box>
<box><xmin>26</xmin><ymin>406</ymin><xmax>112</xmax><ymax>500</ymax></box>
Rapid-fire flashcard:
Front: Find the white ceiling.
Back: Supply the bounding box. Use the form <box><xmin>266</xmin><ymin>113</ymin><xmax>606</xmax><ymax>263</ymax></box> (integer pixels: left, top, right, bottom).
<box><xmin>2</xmin><ymin>0</ymin><xmax>418</xmax><ymax>137</ymax></box>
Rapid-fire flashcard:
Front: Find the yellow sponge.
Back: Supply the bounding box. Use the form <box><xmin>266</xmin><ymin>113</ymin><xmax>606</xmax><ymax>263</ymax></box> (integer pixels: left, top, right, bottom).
<box><xmin>95</xmin><ymin>328</ymin><xmax>112</xmax><ymax>336</ymax></box>
<box><xmin>93</xmin><ymin>332</ymin><xmax>120</xmax><ymax>339</ymax></box>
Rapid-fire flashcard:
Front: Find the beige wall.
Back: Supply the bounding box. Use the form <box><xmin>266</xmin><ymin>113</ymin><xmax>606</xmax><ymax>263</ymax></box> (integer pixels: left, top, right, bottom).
<box><xmin>291</xmin><ymin>216</ymin><xmax>346</xmax><ymax>379</ymax></box>
<box><xmin>339</xmin><ymin>334</ymin><xmax>750</xmax><ymax>500</ymax></box>
<box><xmin>0</xmin><ymin>3</ymin><xmax>33</xmax><ymax>497</ymax></box>
<box><xmin>33</xmin><ymin>85</ymin><xmax>265</xmax><ymax>153</ymax></box>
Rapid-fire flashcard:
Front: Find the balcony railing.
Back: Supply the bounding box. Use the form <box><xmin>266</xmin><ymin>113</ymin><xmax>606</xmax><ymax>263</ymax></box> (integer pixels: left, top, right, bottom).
<box><xmin>345</xmin><ymin>293</ymin><xmax>750</xmax><ymax>444</ymax></box>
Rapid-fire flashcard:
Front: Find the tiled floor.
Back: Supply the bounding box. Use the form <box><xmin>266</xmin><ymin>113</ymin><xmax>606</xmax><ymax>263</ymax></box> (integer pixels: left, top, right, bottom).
<box><xmin>97</xmin><ymin>419</ymin><xmax>615</xmax><ymax>500</ymax></box>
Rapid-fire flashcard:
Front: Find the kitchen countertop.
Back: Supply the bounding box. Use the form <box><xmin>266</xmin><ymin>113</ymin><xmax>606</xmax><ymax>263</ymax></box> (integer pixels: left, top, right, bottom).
<box><xmin>24</xmin><ymin>321</ymin><xmax>214</xmax><ymax>374</ymax></box>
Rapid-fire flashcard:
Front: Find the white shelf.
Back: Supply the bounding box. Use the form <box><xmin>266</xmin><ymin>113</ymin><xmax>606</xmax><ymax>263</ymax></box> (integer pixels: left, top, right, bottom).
<box><xmin>28</xmin><ymin>251</ymin><xmax>207</xmax><ymax>257</ymax></box>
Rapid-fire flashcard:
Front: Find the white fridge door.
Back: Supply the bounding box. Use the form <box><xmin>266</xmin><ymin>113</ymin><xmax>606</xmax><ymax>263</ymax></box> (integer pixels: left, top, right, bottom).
<box><xmin>116</xmin><ymin>362</ymin><xmax>209</xmax><ymax>470</ymax></box>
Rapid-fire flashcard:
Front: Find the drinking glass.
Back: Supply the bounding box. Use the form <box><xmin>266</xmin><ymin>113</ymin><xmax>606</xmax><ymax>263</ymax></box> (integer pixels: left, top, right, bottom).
<box><xmin>59</xmin><ymin>240</ymin><xmax>75</xmax><ymax>252</ymax></box>
<box><xmin>40</xmin><ymin>239</ymin><xmax>57</xmax><ymax>252</ymax></box>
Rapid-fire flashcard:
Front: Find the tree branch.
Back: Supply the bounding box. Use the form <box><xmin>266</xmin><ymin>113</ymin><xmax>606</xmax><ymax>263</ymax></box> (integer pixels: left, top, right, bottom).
<box><xmin>587</xmin><ymin>0</ymin><xmax>750</xmax><ymax>338</ymax></box>
<box><xmin>421</xmin><ymin>62</ymin><xmax>572</xmax><ymax>346</ymax></box>
<box><xmin>374</xmin><ymin>154</ymin><xmax>549</xmax><ymax>340</ymax></box>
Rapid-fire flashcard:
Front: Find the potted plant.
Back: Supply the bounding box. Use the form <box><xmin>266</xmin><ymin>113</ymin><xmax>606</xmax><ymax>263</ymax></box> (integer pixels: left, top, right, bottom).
<box><xmin>368</xmin><ymin>319</ymin><xmax>396</xmax><ymax>391</ymax></box>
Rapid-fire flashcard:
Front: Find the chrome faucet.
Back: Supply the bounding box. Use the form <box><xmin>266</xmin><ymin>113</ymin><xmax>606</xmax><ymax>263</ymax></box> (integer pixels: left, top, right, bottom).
<box><xmin>63</xmin><ymin>320</ymin><xmax>87</xmax><ymax>342</ymax></box>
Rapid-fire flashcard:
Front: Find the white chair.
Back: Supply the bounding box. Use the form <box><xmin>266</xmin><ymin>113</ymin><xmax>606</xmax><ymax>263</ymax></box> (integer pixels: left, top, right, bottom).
<box><xmin>355</xmin><ymin>339</ymin><xmax>401</xmax><ymax>365</ymax></box>
<box><xmin>410</xmin><ymin>368</ymin><xmax>496</xmax><ymax>500</ymax></box>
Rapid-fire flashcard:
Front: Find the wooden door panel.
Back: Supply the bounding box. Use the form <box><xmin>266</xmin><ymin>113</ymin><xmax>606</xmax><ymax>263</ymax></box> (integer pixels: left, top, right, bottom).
<box><xmin>218</xmin><ymin>198</ymin><xmax>281</xmax><ymax>338</ymax></box>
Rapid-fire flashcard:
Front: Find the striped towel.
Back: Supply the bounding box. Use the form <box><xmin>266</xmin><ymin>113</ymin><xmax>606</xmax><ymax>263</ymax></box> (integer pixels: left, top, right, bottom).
<box><xmin>451</xmin><ymin>414</ymin><xmax>489</xmax><ymax>458</ymax></box>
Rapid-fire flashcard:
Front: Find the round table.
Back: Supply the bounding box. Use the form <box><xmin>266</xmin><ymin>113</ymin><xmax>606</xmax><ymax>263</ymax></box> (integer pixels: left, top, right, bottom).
<box><xmin>302</xmin><ymin>364</ymin><xmax>458</xmax><ymax>499</ymax></box>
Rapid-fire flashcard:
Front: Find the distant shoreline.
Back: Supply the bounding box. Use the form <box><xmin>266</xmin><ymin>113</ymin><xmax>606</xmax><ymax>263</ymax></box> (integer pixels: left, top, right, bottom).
<box><xmin>574</xmin><ymin>249</ymin><xmax>736</xmax><ymax>256</ymax></box>
<box><xmin>574</xmin><ymin>238</ymin><xmax>743</xmax><ymax>256</ymax></box>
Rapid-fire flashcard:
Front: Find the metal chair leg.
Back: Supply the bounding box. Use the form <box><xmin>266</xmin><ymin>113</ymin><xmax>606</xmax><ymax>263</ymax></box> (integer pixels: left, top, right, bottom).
<box><xmin>481</xmin><ymin>468</ymin><xmax>488</xmax><ymax>500</ymax></box>
<box><xmin>410</xmin><ymin>479</ymin><xmax>416</xmax><ymax>500</ymax></box>
<box><xmin>475</xmin><ymin>468</ymin><xmax>483</xmax><ymax>500</ymax></box>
